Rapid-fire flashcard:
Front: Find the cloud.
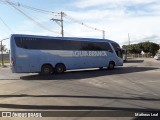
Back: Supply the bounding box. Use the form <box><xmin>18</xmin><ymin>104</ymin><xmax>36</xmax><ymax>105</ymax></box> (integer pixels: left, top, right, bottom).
<box><xmin>2</xmin><ymin>0</ymin><xmax>160</xmax><ymax>49</ymax></box>
<box><xmin>64</xmin><ymin>8</ymin><xmax>160</xmax><ymax>46</ymax></box>
<box><xmin>142</xmin><ymin>35</ymin><xmax>160</xmax><ymax>43</ymax></box>
<box><xmin>71</xmin><ymin>0</ymin><xmax>160</xmax><ymax>17</ymax></box>
<box><xmin>65</xmin><ymin>0</ymin><xmax>160</xmax><ymax>46</ymax></box>
<box><xmin>66</xmin><ymin>9</ymin><xmax>126</xmax><ymax>22</ymax></box>
<box><xmin>72</xmin><ymin>0</ymin><xmax>158</xmax><ymax>9</ymax></box>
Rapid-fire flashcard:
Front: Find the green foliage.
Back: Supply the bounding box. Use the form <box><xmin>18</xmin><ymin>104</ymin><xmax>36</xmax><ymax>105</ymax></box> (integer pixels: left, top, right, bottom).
<box><xmin>0</xmin><ymin>45</ymin><xmax>7</xmax><ymax>52</ymax></box>
<box><xmin>122</xmin><ymin>41</ymin><xmax>159</xmax><ymax>56</ymax></box>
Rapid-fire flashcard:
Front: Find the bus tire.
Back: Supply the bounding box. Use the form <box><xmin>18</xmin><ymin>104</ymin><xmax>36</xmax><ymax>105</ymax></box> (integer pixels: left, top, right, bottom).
<box><xmin>41</xmin><ymin>64</ymin><xmax>53</xmax><ymax>75</ymax></box>
<box><xmin>108</xmin><ymin>61</ymin><xmax>115</xmax><ymax>70</ymax></box>
<box><xmin>55</xmin><ymin>63</ymin><xmax>65</xmax><ymax>74</ymax></box>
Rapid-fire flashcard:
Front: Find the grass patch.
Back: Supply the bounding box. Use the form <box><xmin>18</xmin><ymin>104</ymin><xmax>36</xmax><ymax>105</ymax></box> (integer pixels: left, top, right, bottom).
<box><xmin>0</xmin><ymin>60</ymin><xmax>10</xmax><ymax>63</ymax></box>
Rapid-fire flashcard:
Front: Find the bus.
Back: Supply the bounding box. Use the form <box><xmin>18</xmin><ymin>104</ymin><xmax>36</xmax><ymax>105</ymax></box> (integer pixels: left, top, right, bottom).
<box><xmin>10</xmin><ymin>34</ymin><xmax>123</xmax><ymax>75</ymax></box>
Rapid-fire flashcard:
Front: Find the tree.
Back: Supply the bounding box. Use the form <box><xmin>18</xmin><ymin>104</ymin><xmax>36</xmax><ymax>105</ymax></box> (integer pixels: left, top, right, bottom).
<box><xmin>149</xmin><ymin>42</ymin><xmax>159</xmax><ymax>55</ymax></box>
<box><xmin>0</xmin><ymin>45</ymin><xmax>7</xmax><ymax>53</ymax></box>
<box><xmin>123</xmin><ymin>44</ymin><xmax>141</xmax><ymax>54</ymax></box>
<box><xmin>122</xmin><ymin>41</ymin><xmax>159</xmax><ymax>56</ymax></box>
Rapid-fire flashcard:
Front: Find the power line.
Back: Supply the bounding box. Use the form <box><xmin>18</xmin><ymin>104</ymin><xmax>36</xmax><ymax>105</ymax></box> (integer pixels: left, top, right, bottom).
<box><xmin>64</xmin><ymin>13</ymin><xmax>105</xmax><ymax>39</ymax></box>
<box><xmin>17</xmin><ymin>3</ymin><xmax>53</xmax><ymax>15</ymax></box>
<box><xmin>0</xmin><ymin>0</ymin><xmax>56</xmax><ymax>15</ymax></box>
<box><xmin>64</xmin><ymin>14</ymin><xmax>102</xmax><ymax>31</ymax></box>
<box><xmin>0</xmin><ymin>16</ymin><xmax>14</xmax><ymax>33</ymax></box>
<box><xmin>0</xmin><ymin>0</ymin><xmax>8</xmax><ymax>5</ymax></box>
<box><xmin>1</xmin><ymin>0</ymin><xmax>106</xmax><ymax>38</ymax></box>
<box><xmin>5</xmin><ymin>0</ymin><xmax>60</xmax><ymax>34</ymax></box>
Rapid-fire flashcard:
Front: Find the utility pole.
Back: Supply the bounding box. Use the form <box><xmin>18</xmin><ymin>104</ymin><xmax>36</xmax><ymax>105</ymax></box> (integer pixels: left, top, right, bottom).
<box><xmin>0</xmin><ymin>38</ymin><xmax>9</xmax><ymax>67</ymax></box>
<box><xmin>102</xmin><ymin>30</ymin><xmax>105</xmax><ymax>39</ymax></box>
<box><xmin>128</xmin><ymin>33</ymin><xmax>130</xmax><ymax>45</ymax></box>
<box><xmin>60</xmin><ymin>12</ymin><xmax>64</xmax><ymax>37</ymax></box>
<box><xmin>0</xmin><ymin>41</ymin><xmax>2</xmax><ymax>66</ymax></box>
<box><xmin>51</xmin><ymin>12</ymin><xmax>64</xmax><ymax>37</ymax></box>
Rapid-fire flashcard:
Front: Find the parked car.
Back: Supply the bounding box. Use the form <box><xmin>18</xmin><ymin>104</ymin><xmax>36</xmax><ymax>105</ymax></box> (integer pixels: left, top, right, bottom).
<box><xmin>154</xmin><ymin>53</ymin><xmax>160</xmax><ymax>60</ymax></box>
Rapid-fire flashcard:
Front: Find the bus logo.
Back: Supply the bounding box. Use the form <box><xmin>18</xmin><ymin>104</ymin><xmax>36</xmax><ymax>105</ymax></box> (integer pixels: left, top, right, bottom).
<box><xmin>73</xmin><ymin>51</ymin><xmax>107</xmax><ymax>57</ymax></box>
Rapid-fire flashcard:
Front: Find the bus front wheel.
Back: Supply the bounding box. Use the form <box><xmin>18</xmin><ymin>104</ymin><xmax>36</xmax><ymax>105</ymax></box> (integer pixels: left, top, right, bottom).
<box><xmin>41</xmin><ymin>64</ymin><xmax>53</xmax><ymax>75</ymax></box>
<box><xmin>108</xmin><ymin>61</ymin><xmax>115</xmax><ymax>70</ymax></box>
<box><xmin>55</xmin><ymin>63</ymin><xmax>65</xmax><ymax>74</ymax></box>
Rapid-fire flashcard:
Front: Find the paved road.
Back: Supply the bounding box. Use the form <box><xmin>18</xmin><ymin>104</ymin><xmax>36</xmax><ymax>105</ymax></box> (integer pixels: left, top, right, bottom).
<box><xmin>0</xmin><ymin>58</ymin><xmax>160</xmax><ymax>120</ymax></box>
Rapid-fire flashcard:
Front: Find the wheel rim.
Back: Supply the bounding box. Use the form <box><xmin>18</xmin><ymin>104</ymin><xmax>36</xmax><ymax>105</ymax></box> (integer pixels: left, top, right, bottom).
<box><xmin>41</xmin><ymin>65</ymin><xmax>53</xmax><ymax>75</ymax></box>
<box><xmin>44</xmin><ymin>68</ymin><xmax>50</xmax><ymax>74</ymax></box>
<box><xmin>57</xmin><ymin>67</ymin><xmax>63</xmax><ymax>73</ymax></box>
<box><xmin>110</xmin><ymin>64</ymin><xmax>113</xmax><ymax>68</ymax></box>
<box><xmin>109</xmin><ymin>63</ymin><xmax>114</xmax><ymax>69</ymax></box>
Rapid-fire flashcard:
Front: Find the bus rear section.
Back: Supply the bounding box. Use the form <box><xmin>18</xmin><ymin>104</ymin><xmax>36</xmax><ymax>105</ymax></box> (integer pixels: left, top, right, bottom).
<box><xmin>10</xmin><ymin>34</ymin><xmax>123</xmax><ymax>75</ymax></box>
<box><xmin>10</xmin><ymin>35</ymin><xmax>16</xmax><ymax>73</ymax></box>
<box><xmin>10</xmin><ymin>35</ymin><xmax>33</xmax><ymax>73</ymax></box>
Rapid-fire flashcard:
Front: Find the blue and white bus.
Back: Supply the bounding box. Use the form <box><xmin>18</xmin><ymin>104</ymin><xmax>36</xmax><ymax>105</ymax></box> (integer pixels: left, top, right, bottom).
<box><xmin>10</xmin><ymin>34</ymin><xmax>123</xmax><ymax>75</ymax></box>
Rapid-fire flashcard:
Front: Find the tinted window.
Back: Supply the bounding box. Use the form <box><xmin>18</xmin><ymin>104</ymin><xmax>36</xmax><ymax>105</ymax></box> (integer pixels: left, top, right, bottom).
<box><xmin>105</xmin><ymin>42</ymin><xmax>113</xmax><ymax>52</ymax></box>
<box><xmin>63</xmin><ymin>40</ymin><xmax>81</xmax><ymax>50</ymax></box>
<box><xmin>15</xmin><ymin>37</ymin><xmax>112</xmax><ymax>51</ymax></box>
<box><xmin>111</xmin><ymin>43</ymin><xmax>120</xmax><ymax>51</ymax></box>
<box><xmin>81</xmin><ymin>42</ymin><xmax>101</xmax><ymax>50</ymax></box>
<box><xmin>15</xmin><ymin>37</ymin><xmax>75</xmax><ymax>50</ymax></box>
<box><xmin>111</xmin><ymin>43</ymin><xmax>122</xmax><ymax>58</ymax></box>
<box><xmin>81</xmin><ymin>41</ymin><xmax>112</xmax><ymax>51</ymax></box>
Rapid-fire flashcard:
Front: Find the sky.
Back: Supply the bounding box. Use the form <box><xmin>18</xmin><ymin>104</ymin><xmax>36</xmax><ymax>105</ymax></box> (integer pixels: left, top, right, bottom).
<box><xmin>0</xmin><ymin>0</ymin><xmax>160</xmax><ymax>49</ymax></box>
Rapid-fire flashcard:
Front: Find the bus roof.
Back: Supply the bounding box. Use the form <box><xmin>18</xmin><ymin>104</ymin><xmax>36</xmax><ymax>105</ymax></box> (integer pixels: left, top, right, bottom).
<box><xmin>11</xmin><ymin>34</ymin><xmax>118</xmax><ymax>44</ymax></box>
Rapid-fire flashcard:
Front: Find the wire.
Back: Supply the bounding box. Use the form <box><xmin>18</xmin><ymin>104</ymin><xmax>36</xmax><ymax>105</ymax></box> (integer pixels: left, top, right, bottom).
<box><xmin>0</xmin><ymin>16</ymin><xmax>14</xmax><ymax>33</ymax></box>
<box><xmin>1</xmin><ymin>0</ymin><xmax>104</xmax><ymax>33</ymax></box>
<box><xmin>15</xmin><ymin>2</ymin><xmax>55</xmax><ymax>15</ymax></box>
<box><xmin>5</xmin><ymin>0</ymin><xmax>60</xmax><ymax>34</ymax></box>
<box><xmin>0</xmin><ymin>0</ymin><xmax>57</xmax><ymax>15</ymax></box>
<box><xmin>64</xmin><ymin>13</ymin><xmax>104</xmax><ymax>32</ymax></box>
<box><xmin>1</xmin><ymin>0</ymin><xmax>105</xmax><ymax>37</ymax></box>
<box><xmin>0</xmin><ymin>0</ymin><xmax>7</xmax><ymax>4</ymax></box>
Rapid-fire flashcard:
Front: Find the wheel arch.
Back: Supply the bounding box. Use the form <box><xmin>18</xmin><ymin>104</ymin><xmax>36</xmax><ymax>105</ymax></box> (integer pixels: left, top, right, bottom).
<box><xmin>40</xmin><ymin>63</ymin><xmax>54</xmax><ymax>75</ymax></box>
<box><xmin>41</xmin><ymin>63</ymin><xmax>54</xmax><ymax>69</ymax></box>
<box><xmin>109</xmin><ymin>61</ymin><xmax>115</xmax><ymax>65</ymax></box>
<box><xmin>108</xmin><ymin>61</ymin><xmax>115</xmax><ymax>70</ymax></box>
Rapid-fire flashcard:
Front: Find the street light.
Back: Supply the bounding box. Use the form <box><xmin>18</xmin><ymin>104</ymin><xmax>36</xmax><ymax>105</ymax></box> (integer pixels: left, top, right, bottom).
<box><xmin>0</xmin><ymin>38</ymin><xmax>9</xmax><ymax>67</ymax></box>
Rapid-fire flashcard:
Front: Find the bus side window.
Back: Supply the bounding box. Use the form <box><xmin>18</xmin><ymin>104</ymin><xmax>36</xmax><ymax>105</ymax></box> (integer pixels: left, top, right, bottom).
<box><xmin>22</xmin><ymin>40</ymin><xmax>29</xmax><ymax>49</ymax></box>
<box><xmin>106</xmin><ymin>43</ymin><xmax>113</xmax><ymax>52</ymax></box>
<box><xmin>23</xmin><ymin>45</ymin><xmax>28</xmax><ymax>49</ymax></box>
<box><xmin>108</xmin><ymin>50</ymin><xmax>113</xmax><ymax>53</ymax></box>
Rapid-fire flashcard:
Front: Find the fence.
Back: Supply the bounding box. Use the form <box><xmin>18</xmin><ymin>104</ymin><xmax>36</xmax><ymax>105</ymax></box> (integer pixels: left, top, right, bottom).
<box><xmin>127</xmin><ymin>53</ymin><xmax>153</xmax><ymax>58</ymax></box>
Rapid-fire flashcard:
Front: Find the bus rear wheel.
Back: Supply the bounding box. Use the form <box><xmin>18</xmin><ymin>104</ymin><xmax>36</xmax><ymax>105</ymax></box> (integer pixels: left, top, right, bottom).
<box><xmin>108</xmin><ymin>61</ymin><xmax>115</xmax><ymax>70</ymax></box>
<box><xmin>41</xmin><ymin>64</ymin><xmax>53</xmax><ymax>75</ymax></box>
<box><xmin>55</xmin><ymin>64</ymin><xmax>65</xmax><ymax>74</ymax></box>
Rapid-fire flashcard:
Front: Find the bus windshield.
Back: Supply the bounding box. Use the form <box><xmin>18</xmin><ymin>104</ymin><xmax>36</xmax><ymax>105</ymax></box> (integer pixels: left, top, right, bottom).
<box><xmin>111</xmin><ymin>43</ymin><xmax>122</xmax><ymax>58</ymax></box>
